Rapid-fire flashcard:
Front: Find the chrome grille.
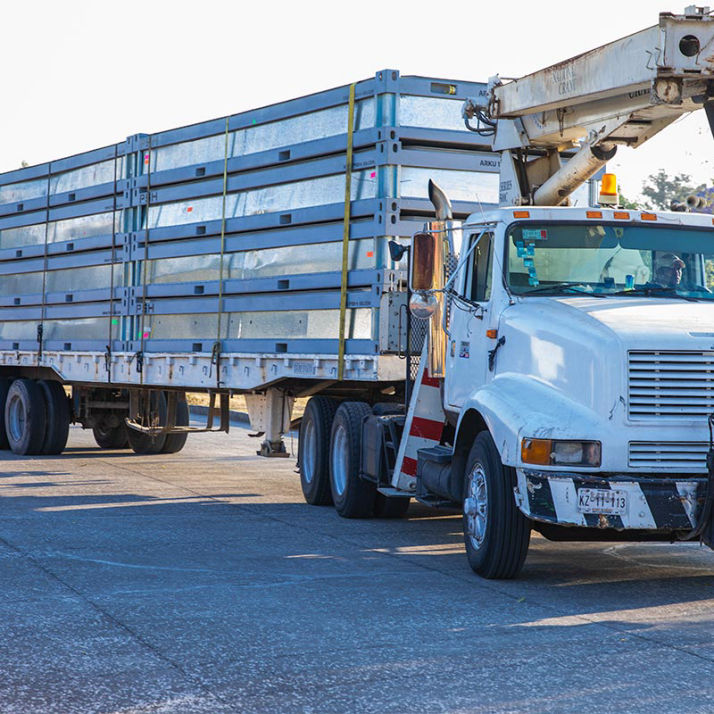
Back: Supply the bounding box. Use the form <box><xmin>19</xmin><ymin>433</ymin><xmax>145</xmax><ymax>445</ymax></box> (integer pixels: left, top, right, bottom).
<box><xmin>628</xmin><ymin>351</ymin><xmax>714</xmax><ymax>418</ymax></box>
<box><xmin>628</xmin><ymin>441</ymin><xmax>708</xmax><ymax>471</ymax></box>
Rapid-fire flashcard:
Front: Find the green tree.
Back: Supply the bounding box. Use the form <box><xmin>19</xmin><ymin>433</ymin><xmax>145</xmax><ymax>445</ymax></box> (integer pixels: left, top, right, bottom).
<box><xmin>641</xmin><ymin>169</ymin><xmax>706</xmax><ymax>209</ymax></box>
<box><xmin>617</xmin><ymin>185</ymin><xmax>640</xmax><ymax>209</ymax></box>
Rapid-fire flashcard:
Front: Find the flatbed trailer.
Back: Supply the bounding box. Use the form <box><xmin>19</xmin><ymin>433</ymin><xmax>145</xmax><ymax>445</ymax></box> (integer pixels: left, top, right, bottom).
<box><xmin>0</xmin><ymin>70</ymin><xmax>497</xmax><ymax>455</ymax></box>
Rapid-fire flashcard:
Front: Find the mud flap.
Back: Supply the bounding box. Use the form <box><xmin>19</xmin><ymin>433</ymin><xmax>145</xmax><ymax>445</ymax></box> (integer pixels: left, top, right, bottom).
<box><xmin>699</xmin><ymin>415</ymin><xmax>714</xmax><ymax>548</ymax></box>
<box><xmin>703</xmin><ymin>443</ymin><xmax>714</xmax><ymax>549</ymax></box>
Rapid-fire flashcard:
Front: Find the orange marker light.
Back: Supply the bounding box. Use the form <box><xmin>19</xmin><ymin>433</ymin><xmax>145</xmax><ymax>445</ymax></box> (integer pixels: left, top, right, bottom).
<box><xmin>486</xmin><ymin>329</ymin><xmax>498</xmax><ymax>339</ymax></box>
<box><xmin>641</xmin><ymin>212</ymin><xmax>657</xmax><ymax>221</ymax></box>
<box><xmin>586</xmin><ymin>210</ymin><xmax>603</xmax><ymax>219</ymax></box>
<box><xmin>521</xmin><ymin>438</ymin><xmax>552</xmax><ymax>465</ymax></box>
<box><xmin>513</xmin><ymin>210</ymin><xmax>530</xmax><ymax>218</ymax></box>
<box><xmin>614</xmin><ymin>211</ymin><xmax>630</xmax><ymax>220</ymax></box>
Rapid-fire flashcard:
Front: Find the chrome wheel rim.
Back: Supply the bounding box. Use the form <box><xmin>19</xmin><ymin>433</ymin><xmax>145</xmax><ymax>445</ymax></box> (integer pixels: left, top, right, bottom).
<box><xmin>302</xmin><ymin>418</ymin><xmax>317</xmax><ymax>484</ymax></box>
<box><xmin>331</xmin><ymin>424</ymin><xmax>348</xmax><ymax>496</ymax></box>
<box><xmin>7</xmin><ymin>394</ymin><xmax>25</xmax><ymax>444</ymax></box>
<box><xmin>464</xmin><ymin>463</ymin><xmax>488</xmax><ymax>549</ymax></box>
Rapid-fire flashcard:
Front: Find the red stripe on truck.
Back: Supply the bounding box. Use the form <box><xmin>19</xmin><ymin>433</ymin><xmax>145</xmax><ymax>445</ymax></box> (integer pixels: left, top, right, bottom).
<box><xmin>421</xmin><ymin>373</ymin><xmax>441</xmax><ymax>388</ymax></box>
<box><xmin>402</xmin><ymin>457</ymin><xmax>418</xmax><ymax>476</ymax></box>
<box><xmin>410</xmin><ymin>416</ymin><xmax>444</xmax><ymax>441</ymax></box>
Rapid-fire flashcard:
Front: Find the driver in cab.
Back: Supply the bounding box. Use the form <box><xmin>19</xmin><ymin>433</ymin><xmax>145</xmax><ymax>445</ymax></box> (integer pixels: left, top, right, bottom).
<box><xmin>653</xmin><ymin>252</ymin><xmax>685</xmax><ymax>288</ymax></box>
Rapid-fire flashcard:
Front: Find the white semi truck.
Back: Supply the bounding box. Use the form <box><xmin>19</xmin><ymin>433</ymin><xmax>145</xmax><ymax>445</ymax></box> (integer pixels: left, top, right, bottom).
<box><xmin>1</xmin><ymin>8</ymin><xmax>713</xmax><ymax>579</ymax></box>
<box><xmin>297</xmin><ymin>7</ymin><xmax>714</xmax><ymax>578</ymax></box>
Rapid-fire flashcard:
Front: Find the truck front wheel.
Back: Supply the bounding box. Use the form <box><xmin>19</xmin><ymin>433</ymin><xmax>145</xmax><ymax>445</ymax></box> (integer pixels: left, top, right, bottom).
<box><xmin>463</xmin><ymin>432</ymin><xmax>531</xmax><ymax>579</ymax></box>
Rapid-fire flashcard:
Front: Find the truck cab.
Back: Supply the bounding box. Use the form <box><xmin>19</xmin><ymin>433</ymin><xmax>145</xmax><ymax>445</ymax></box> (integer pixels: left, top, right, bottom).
<box><xmin>429</xmin><ymin>205</ymin><xmax>714</xmax><ymax>575</ymax></box>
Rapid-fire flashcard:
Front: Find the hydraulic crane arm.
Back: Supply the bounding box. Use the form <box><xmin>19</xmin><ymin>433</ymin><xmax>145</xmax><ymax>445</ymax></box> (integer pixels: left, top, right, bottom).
<box><xmin>463</xmin><ymin>7</ymin><xmax>714</xmax><ymax>206</ymax></box>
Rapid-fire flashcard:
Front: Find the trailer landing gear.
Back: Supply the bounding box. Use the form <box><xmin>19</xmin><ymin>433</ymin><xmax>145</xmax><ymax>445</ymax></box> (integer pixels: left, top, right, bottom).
<box><xmin>245</xmin><ymin>389</ymin><xmax>294</xmax><ymax>458</ymax></box>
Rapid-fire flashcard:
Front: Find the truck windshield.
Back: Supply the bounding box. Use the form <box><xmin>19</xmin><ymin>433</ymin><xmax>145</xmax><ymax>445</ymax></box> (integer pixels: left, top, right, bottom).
<box><xmin>506</xmin><ymin>222</ymin><xmax>714</xmax><ymax>299</ymax></box>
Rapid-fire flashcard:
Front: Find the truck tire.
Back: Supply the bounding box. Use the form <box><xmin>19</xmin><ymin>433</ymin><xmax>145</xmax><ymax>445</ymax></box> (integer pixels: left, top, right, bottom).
<box><xmin>5</xmin><ymin>379</ymin><xmax>47</xmax><ymax>455</ymax></box>
<box><xmin>38</xmin><ymin>380</ymin><xmax>70</xmax><ymax>455</ymax></box>
<box><xmin>93</xmin><ymin>421</ymin><xmax>129</xmax><ymax>449</ymax></box>
<box><xmin>299</xmin><ymin>396</ymin><xmax>338</xmax><ymax>505</ymax></box>
<box><xmin>374</xmin><ymin>493</ymin><xmax>411</xmax><ymax>518</ymax></box>
<box><xmin>127</xmin><ymin>391</ymin><xmax>167</xmax><ymax>455</ymax></box>
<box><xmin>0</xmin><ymin>378</ymin><xmax>11</xmax><ymax>450</ymax></box>
<box><xmin>329</xmin><ymin>401</ymin><xmax>375</xmax><ymax>518</ymax></box>
<box><xmin>161</xmin><ymin>394</ymin><xmax>189</xmax><ymax>454</ymax></box>
<box><xmin>463</xmin><ymin>431</ymin><xmax>531</xmax><ymax>579</ymax></box>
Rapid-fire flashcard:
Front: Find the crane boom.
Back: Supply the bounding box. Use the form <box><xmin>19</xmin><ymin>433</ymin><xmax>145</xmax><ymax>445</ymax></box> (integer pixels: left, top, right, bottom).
<box><xmin>464</xmin><ymin>7</ymin><xmax>714</xmax><ymax>206</ymax></box>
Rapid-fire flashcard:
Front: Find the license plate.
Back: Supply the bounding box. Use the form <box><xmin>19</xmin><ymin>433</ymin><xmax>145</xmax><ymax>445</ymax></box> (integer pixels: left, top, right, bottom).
<box><xmin>577</xmin><ymin>488</ymin><xmax>628</xmax><ymax>515</ymax></box>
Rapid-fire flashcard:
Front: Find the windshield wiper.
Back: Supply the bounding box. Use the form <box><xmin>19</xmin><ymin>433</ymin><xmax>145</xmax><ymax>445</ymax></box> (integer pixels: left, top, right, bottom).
<box><xmin>610</xmin><ymin>286</ymin><xmax>699</xmax><ymax>302</ymax></box>
<box><xmin>520</xmin><ymin>282</ymin><xmax>606</xmax><ymax>298</ymax></box>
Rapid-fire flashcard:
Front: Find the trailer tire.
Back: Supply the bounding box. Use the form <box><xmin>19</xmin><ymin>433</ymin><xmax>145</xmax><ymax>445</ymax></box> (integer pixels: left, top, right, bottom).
<box><xmin>127</xmin><ymin>392</ymin><xmax>167</xmax><ymax>455</ymax></box>
<box><xmin>373</xmin><ymin>493</ymin><xmax>411</xmax><ymax>518</ymax></box>
<box><xmin>329</xmin><ymin>401</ymin><xmax>375</xmax><ymax>518</ymax></box>
<box><xmin>93</xmin><ymin>421</ymin><xmax>129</xmax><ymax>449</ymax></box>
<box><xmin>0</xmin><ymin>378</ymin><xmax>11</xmax><ymax>450</ymax></box>
<box><xmin>38</xmin><ymin>380</ymin><xmax>70</xmax><ymax>455</ymax></box>
<box><xmin>462</xmin><ymin>431</ymin><xmax>531</xmax><ymax>579</ymax></box>
<box><xmin>299</xmin><ymin>396</ymin><xmax>339</xmax><ymax>505</ymax></box>
<box><xmin>161</xmin><ymin>395</ymin><xmax>189</xmax><ymax>454</ymax></box>
<box><xmin>5</xmin><ymin>379</ymin><xmax>47</xmax><ymax>455</ymax></box>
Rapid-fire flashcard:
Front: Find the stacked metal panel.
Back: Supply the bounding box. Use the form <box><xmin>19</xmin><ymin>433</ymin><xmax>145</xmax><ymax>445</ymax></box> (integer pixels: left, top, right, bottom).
<box><xmin>0</xmin><ymin>70</ymin><xmax>499</xmax><ymax>383</ymax></box>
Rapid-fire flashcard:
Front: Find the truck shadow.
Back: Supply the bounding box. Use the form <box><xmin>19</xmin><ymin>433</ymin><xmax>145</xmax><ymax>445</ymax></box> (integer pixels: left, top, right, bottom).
<box><xmin>0</xmin><ymin>484</ymin><xmax>712</xmax><ymax>622</ymax></box>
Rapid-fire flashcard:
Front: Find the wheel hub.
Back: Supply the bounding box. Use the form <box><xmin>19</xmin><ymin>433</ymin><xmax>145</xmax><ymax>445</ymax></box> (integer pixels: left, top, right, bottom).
<box><xmin>331</xmin><ymin>424</ymin><xmax>348</xmax><ymax>496</ymax></box>
<box><xmin>7</xmin><ymin>394</ymin><xmax>25</xmax><ymax>443</ymax></box>
<box><xmin>464</xmin><ymin>464</ymin><xmax>488</xmax><ymax>549</ymax></box>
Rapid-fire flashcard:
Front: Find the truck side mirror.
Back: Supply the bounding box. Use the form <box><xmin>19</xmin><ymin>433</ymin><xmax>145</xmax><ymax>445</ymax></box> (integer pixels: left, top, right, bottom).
<box><xmin>410</xmin><ymin>232</ymin><xmax>439</xmax><ymax>319</ymax></box>
<box><xmin>411</xmin><ymin>232</ymin><xmax>435</xmax><ymax>290</ymax></box>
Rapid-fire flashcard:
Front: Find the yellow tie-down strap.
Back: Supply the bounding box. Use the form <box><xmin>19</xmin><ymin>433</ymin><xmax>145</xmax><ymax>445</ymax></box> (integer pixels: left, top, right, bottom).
<box><xmin>337</xmin><ymin>83</ymin><xmax>356</xmax><ymax>381</ymax></box>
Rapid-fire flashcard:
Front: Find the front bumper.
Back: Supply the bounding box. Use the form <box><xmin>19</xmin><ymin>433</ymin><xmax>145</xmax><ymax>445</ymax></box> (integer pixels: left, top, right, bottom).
<box><xmin>514</xmin><ymin>469</ymin><xmax>706</xmax><ymax>531</ymax></box>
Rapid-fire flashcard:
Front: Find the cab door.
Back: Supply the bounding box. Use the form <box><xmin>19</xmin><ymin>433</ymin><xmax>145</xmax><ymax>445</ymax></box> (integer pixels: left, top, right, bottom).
<box><xmin>445</xmin><ymin>229</ymin><xmax>494</xmax><ymax>409</ymax></box>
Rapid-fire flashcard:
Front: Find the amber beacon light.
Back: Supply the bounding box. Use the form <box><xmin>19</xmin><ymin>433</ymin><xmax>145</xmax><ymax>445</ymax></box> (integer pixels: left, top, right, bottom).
<box><xmin>598</xmin><ymin>173</ymin><xmax>618</xmax><ymax>206</ymax></box>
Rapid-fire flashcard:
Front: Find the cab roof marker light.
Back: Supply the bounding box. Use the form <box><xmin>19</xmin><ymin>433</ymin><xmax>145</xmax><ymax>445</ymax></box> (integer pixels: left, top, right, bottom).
<box><xmin>586</xmin><ymin>210</ymin><xmax>603</xmax><ymax>219</ymax></box>
<box><xmin>641</xmin><ymin>212</ymin><xmax>657</xmax><ymax>221</ymax></box>
<box><xmin>614</xmin><ymin>211</ymin><xmax>630</xmax><ymax>220</ymax></box>
<box><xmin>513</xmin><ymin>210</ymin><xmax>530</xmax><ymax>218</ymax></box>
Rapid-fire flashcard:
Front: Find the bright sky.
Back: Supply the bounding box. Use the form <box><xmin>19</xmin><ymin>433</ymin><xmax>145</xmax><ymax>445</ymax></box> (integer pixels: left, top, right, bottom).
<box><xmin>2</xmin><ymin>0</ymin><xmax>711</xmax><ymax>202</ymax></box>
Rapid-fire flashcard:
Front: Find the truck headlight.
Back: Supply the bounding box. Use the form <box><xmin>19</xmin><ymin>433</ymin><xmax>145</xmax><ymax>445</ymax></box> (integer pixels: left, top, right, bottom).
<box><xmin>521</xmin><ymin>438</ymin><xmax>601</xmax><ymax>467</ymax></box>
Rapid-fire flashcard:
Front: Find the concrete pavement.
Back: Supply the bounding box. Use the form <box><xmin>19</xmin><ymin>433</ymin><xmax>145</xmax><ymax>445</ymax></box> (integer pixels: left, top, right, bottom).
<box><xmin>1</xmin><ymin>424</ymin><xmax>713</xmax><ymax>713</ymax></box>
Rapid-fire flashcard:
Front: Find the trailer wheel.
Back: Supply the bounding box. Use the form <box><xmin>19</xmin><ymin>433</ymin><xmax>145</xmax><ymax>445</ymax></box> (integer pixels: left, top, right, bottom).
<box><xmin>93</xmin><ymin>420</ymin><xmax>129</xmax><ymax>449</ymax></box>
<box><xmin>462</xmin><ymin>431</ymin><xmax>531</xmax><ymax>579</ymax></box>
<box><xmin>5</xmin><ymin>379</ymin><xmax>47</xmax><ymax>455</ymax></box>
<box><xmin>127</xmin><ymin>392</ymin><xmax>167</xmax><ymax>455</ymax></box>
<box><xmin>374</xmin><ymin>493</ymin><xmax>411</xmax><ymax>518</ymax></box>
<box><xmin>299</xmin><ymin>396</ymin><xmax>338</xmax><ymax>505</ymax></box>
<box><xmin>329</xmin><ymin>401</ymin><xmax>375</xmax><ymax>518</ymax></box>
<box><xmin>0</xmin><ymin>378</ymin><xmax>11</xmax><ymax>450</ymax></box>
<box><xmin>38</xmin><ymin>380</ymin><xmax>70</xmax><ymax>455</ymax></box>
<box><xmin>161</xmin><ymin>394</ymin><xmax>189</xmax><ymax>454</ymax></box>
